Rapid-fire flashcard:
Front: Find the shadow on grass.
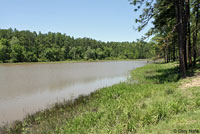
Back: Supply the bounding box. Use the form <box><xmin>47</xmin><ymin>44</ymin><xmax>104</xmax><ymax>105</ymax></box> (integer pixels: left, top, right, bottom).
<box><xmin>146</xmin><ymin>65</ymin><xmax>181</xmax><ymax>84</ymax></box>
<box><xmin>146</xmin><ymin>63</ymin><xmax>200</xmax><ymax>84</ymax></box>
<box><xmin>187</xmin><ymin>64</ymin><xmax>200</xmax><ymax>77</ymax></box>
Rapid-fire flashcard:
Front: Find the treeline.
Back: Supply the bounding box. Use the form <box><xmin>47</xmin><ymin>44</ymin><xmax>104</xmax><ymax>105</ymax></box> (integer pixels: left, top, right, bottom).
<box><xmin>0</xmin><ymin>28</ymin><xmax>154</xmax><ymax>63</ymax></box>
<box><xmin>132</xmin><ymin>0</ymin><xmax>200</xmax><ymax>77</ymax></box>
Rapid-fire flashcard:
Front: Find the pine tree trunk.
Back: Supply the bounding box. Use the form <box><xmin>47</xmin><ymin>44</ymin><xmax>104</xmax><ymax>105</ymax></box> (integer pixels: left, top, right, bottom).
<box><xmin>164</xmin><ymin>49</ymin><xmax>166</xmax><ymax>63</ymax></box>
<box><xmin>166</xmin><ymin>39</ymin><xmax>169</xmax><ymax>63</ymax></box>
<box><xmin>168</xmin><ymin>44</ymin><xmax>171</xmax><ymax>62</ymax></box>
<box><xmin>175</xmin><ymin>0</ymin><xmax>187</xmax><ymax>78</ymax></box>
<box><xmin>193</xmin><ymin>0</ymin><xmax>199</xmax><ymax>67</ymax></box>
<box><xmin>186</xmin><ymin>0</ymin><xmax>192</xmax><ymax>67</ymax></box>
<box><xmin>183</xmin><ymin>0</ymin><xmax>188</xmax><ymax>69</ymax></box>
<box><xmin>173</xmin><ymin>36</ymin><xmax>176</xmax><ymax>61</ymax></box>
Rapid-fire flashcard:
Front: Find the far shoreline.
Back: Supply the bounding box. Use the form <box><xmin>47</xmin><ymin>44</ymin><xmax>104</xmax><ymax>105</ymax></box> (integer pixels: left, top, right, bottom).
<box><xmin>0</xmin><ymin>59</ymin><xmax>150</xmax><ymax>66</ymax></box>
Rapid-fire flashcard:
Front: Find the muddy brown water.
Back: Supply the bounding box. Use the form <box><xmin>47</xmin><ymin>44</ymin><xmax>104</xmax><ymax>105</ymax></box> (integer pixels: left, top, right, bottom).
<box><xmin>0</xmin><ymin>60</ymin><xmax>147</xmax><ymax>126</ymax></box>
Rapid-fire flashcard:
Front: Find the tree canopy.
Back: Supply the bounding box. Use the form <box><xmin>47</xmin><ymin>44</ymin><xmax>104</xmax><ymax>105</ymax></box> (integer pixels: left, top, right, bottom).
<box><xmin>0</xmin><ymin>28</ymin><xmax>155</xmax><ymax>63</ymax></box>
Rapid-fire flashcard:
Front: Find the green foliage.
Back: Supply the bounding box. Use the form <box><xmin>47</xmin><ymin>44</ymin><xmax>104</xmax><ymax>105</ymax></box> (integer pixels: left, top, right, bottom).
<box><xmin>84</xmin><ymin>47</ymin><xmax>96</xmax><ymax>60</ymax></box>
<box><xmin>43</xmin><ymin>46</ymin><xmax>60</xmax><ymax>61</ymax></box>
<box><xmin>0</xmin><ymin>38</ymin><xmax>10</xmax><ymax>62</ymax></box>
<box><xmin>0</xmin><ymin>40</ymin><xmax>7</xmax><ymax>63</ymax></box>
<box><xmin>10</xmin><ymin>43</ymin><xmax>25</xmax><ymax>62</ymax></box>
<box><xmin>0</xmin><ymin>28</ymin><xmax>156</xmax><ymax>63</ymax></box>
<box><xmin>24</xmin><ymin>52</ymin><xmax>38</xmax><ymax>62</ymax></box>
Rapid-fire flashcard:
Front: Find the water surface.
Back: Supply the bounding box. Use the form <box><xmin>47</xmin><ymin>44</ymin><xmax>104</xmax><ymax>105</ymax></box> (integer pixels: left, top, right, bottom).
<box><xmin>0</xmin><ymin>60</ymin><xmax>146</xmax><ymax>125</ymax></box>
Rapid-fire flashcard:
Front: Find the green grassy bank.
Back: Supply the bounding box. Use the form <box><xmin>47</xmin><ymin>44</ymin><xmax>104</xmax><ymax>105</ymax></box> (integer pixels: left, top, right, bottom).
<box><xmin>1</xmin><ymin>63</ymin><xmax>200</xmax><ymax>134</ymax></box>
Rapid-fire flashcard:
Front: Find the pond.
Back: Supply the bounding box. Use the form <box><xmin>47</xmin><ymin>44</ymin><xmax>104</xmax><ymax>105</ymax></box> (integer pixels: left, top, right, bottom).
<box><xmin>0</xmin><ymin>60</ymin><xmax>147</xmax><ymax>125</ymax></box>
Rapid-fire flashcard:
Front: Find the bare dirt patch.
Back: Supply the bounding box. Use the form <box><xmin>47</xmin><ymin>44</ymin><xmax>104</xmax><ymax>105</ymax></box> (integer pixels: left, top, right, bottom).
<box><xmin>180</xmin><ymin>76</ymin><xmax>200</xmax><ymax>89</ymax></box>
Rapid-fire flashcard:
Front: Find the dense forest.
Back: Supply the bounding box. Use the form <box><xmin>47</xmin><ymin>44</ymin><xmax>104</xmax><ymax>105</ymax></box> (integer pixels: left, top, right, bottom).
<box><xmin>132</xmin><ymin>0</ymin><xmax>200</xmax><ymax>77</ymax></box>
<box><xmin>0</xmin><ymin>28</ymin><xmax>155</xmax><ymax>63</ymax></box>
